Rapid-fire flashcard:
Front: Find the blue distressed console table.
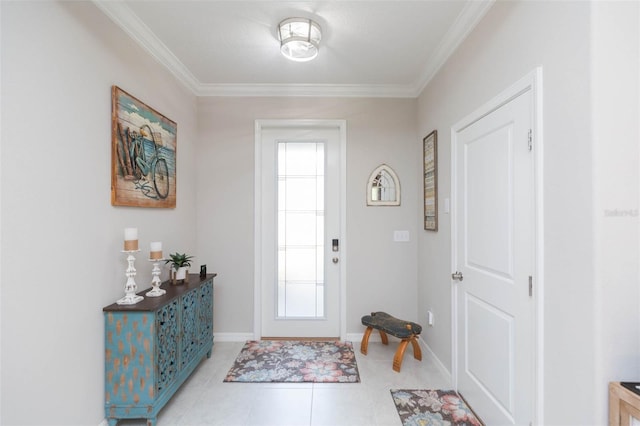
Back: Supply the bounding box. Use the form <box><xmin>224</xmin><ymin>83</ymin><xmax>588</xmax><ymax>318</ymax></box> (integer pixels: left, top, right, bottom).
<box><xmin>103</xmin><ymin>273</ymin><xmax>215</xmax><ymax>426</ymax></box>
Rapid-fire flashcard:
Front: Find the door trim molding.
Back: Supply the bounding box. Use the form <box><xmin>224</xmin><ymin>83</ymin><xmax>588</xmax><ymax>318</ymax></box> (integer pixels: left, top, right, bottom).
<box><xmin>450</xmin><ymin>67</ymin><xmax>544</xmax><ymax>424</ymax></box>
<box><xmin>253</xmin><ymin>119</ymin><xmax>348</xmax><ymax>341</ymax></box>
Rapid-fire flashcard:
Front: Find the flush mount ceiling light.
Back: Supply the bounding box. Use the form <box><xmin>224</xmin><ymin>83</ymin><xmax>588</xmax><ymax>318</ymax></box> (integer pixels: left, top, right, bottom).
<box><xmin>278</xmin><ymin>17</ymin><xmax>322</xmax><ymax>62</ymax></box>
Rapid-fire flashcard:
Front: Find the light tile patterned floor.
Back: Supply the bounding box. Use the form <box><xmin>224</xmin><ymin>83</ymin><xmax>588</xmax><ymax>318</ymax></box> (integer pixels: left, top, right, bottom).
<box><xmin>118</xmin><ymin>340</ymin><xmax>451</xmax><ymax>426</ymax></box>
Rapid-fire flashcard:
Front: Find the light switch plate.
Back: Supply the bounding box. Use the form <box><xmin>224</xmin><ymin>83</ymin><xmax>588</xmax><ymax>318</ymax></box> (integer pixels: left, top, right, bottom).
<box><xmin>393</xmin><ymin>230</ymin><xmax>410</xmax><ymax>242</ymax></box>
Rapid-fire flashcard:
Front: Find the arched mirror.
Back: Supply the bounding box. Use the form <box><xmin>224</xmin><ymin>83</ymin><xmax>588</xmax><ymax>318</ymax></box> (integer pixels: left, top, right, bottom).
<box><xmin>367</xmin><ymin>164</ymin><xmax>400</xmax><ymax>206</ymax></box>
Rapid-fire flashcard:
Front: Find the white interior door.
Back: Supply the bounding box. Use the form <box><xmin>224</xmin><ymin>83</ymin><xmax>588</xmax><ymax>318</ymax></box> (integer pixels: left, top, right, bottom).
<box><xmin>257</xmin><ymin>122</ymin><xmax>344</xmax><ymax>338</ymax></box>
<box><xmin>452</xmin><ymin>89</ymin><xmax>535</xmax><ymax>425</ymax></box>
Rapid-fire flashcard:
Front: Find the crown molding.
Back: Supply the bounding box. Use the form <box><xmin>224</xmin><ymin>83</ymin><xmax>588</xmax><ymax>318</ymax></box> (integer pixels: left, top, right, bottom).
<box><xmin>93</xmin><ymin>0</ymin><xmax>493</xmax><ymax>98</ymax></box>
<box><xmin>414</xmin><ymin>0</ymin><xmax>495</xmax><ymax>94</ymax></box>
<box><xmin>196</xmin><ymin>83</ymin><xmax>418</xmax><ymax>98</ymax></box>
<box><xmin>92</xmin><ymin>0</ymin><xmax>201</xmax><ymax>93</ymax></box>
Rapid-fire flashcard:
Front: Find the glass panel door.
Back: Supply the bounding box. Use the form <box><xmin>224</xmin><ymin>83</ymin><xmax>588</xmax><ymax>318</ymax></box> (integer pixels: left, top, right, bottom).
<box><xmin>277</xmin><ymin>142</ymin><xmax>325</xmax><ymax>318</ymax></box>
<box><xmin>258</xmin><ymin>122</ymin><xmax>344</xmax><ymax>338</ymax></box>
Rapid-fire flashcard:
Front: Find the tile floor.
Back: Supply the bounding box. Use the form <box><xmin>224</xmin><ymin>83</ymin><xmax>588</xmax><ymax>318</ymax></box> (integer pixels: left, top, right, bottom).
<box><xmin>119</xmin><ymin>340</ymin><xmax>451</xmax><ymax>426</ymax></box>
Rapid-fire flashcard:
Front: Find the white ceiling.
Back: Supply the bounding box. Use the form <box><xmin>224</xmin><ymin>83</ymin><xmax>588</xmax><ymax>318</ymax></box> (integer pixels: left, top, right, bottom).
<box><xmin>94</xmin><ymin>1</ymin><xmax>494</xmax><ymax>97</ymax></box>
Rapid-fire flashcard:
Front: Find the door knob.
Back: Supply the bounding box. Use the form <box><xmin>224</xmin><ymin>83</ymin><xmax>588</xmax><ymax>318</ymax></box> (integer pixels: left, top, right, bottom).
<box><xmin>451</xmin><ymin>271</ymin><xmax>464</xmax><ymax>281</ymax></box>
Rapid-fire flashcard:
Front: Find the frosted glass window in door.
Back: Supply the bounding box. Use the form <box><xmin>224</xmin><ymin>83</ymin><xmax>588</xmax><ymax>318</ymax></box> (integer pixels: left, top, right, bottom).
<box><xmin>277</xmin><ymin>142</ymin><xmax>325</xmax><ymax>318</ymax></box>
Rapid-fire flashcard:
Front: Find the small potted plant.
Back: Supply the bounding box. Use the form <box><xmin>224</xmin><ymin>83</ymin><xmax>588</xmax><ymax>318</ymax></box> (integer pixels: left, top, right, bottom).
<box><xmin>165</xmin><ymin>252</ymin><xmax>194</xmax><ymax>285</ymax></box>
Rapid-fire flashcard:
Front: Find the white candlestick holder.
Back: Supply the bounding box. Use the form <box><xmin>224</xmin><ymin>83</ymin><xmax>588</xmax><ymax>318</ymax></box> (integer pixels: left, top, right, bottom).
<box><xmin>117</xmin><ymin>250</ymin><xmax>144</xmax><ymax>305</ymax></box>
<box><xmin>146</xmin><ymin>258</ymin><xmax>166</xmax><ymax>297</ymax></box>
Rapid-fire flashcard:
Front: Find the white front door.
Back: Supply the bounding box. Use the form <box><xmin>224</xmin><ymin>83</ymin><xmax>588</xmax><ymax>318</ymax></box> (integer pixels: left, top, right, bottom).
<box><xmin>256</xmin><ymin>121</ymin><xmax>345</xmax><ymax>338</ymax></box>
<box><xmin>452</xmin><ymin>86</ymin><xmax>535</xmax><ymax>425</ymax></box>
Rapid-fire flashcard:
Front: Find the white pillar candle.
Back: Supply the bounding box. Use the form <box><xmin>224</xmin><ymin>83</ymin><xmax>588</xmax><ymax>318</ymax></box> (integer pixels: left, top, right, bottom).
<box><xmin>150</xmin><ymin>241</ymin><xmax>163</xmax><ymax>260</ymax></box>
<box><xmin>124</xmin><ymin>227</ymin><xmax>139</xmax><ymax>251</ymax></box>
<box><xmin>124</xmin><ymin>227</ymin><xmax>138</xmax><ymax>241</ymax></box>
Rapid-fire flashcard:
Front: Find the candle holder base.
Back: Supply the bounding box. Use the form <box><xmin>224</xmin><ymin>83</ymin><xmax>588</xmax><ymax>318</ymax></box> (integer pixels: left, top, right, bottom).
<box><xmin>146</xmin><ymin>287</ymin><xmax>166</xmax><ymax>297</ymax></box>
<box><xmin>118</xmin><ymin>250</ymin><xmax>143</xmax><ymax>305</ymax></box>
<box><xmin>146</xmin><ymin>258</ymin><xmax>166</xmax><ymax>297</ymax></box>
<box><xmin>116</xmin><ymin>294</ymin><xmax>144</xmax><ymax>305</ymax></box>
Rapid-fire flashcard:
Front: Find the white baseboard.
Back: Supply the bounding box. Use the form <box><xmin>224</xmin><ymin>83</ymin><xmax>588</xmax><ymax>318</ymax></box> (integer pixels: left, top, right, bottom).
<box><xmin>417</xmin><ymin>336</ymin><xmax>452</xmax><ymax>382</ymax></box>
<box><xmin>345</xmin><ymin>332</ymin><xmax>418</xmax><ymax>344</ymax></box>
<box><xmin>346</xmin><ymin>333</ymin><xmax>452</xmax><ymax>384</ymax></box>
<box><xmin>213</xmin><ymin>332</ymin><xmax>255</xmax><ymax>342</ymax></box>
<box><xmin>345</xmin><ymin>332</ymin><xmax>386</xmax><ymax>343</ymax></box>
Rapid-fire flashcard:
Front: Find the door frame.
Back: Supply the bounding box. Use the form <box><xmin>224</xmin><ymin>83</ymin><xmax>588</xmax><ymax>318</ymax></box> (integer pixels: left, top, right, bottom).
<box><xmin>450</xmin><ymin>68</ymin><xmax>544</xmax><ymax>424</ymax></box>
<box><xmin>254</xmin><ymin>119</ymin><xmax>347</xmax><ymax>341</ymax></box>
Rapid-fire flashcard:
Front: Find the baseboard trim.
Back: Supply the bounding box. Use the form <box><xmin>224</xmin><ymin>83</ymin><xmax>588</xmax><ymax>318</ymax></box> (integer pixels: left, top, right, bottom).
<box><xmin>418</xmin><ymin>336</ymin><xmax>452</xmax><ymax>383</ymax></box>
<box><xmin>345</xmin><ymin>332</ymin><xmax>407</xmax><ymax>344</ymax></box>
<box><xmin>213</xmin><ymin>332</ymin><xmax>255</xmax><ymax>342</ymax></box>
<box><xmin>346</xmin><ymin>332</ymin><xmax>452</xmax><ymax>384</ymax></box>
<box><xmin>345</xmin><ymin>332</ymin><xmax>379</xmax><ymax>343</ymax></box>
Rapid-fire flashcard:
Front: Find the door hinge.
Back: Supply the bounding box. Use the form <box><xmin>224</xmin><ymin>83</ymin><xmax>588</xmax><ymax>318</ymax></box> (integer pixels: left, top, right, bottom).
<box><xmin>528</xmin><ymin>129</ymin><xmax>533</xmax><ymax>151</ymax></box>
<box><xmin>529</xmin><ymin>275</ymin><xmax>533</xmax><ymax>297</ymax></box>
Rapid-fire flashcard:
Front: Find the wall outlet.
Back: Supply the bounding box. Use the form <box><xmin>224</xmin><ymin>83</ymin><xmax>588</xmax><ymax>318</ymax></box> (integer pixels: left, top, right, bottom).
<box><xmin>427</xmin><ymin>311</ymin><xmax>434</xmax><ymax>326</ymax></box>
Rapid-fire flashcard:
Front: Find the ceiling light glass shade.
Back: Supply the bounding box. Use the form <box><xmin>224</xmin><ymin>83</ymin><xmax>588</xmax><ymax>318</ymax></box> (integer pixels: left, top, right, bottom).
<box><xmin>278</xmin><ymin>18</ymin><xmax>322</xmax><ymax>62</ymax></box>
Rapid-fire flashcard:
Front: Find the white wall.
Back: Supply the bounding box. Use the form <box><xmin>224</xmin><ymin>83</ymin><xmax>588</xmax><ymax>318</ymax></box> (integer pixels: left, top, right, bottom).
<box><xmin>196</xmin><ymin>97</ymin><xmax>419</xmax><ymax>337</ymax></box>
<box><xmin>592</xmin><ymin>1</ymin><xmax>640</xmax><ymax>423</ymax></box>
<box><xmin>417</xmin><ymin>1</ymin><xmax>640</xmax><ymax>425</ymax></box>
<box><xmin>1</xmin><ymin>2</ymin><xmax>198</xmax><ymax>425</ymax></box>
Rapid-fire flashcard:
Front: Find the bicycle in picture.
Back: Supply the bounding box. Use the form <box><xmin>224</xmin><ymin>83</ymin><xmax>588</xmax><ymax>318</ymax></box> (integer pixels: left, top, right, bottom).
<box><xmin>116</xmin><ymin>123</ymin><xmax>170</xmax><ymax>200</ymax></box>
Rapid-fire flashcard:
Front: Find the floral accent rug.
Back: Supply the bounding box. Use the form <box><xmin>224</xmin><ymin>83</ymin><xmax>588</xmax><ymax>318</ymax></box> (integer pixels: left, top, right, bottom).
<box><xmin>391</xmin><ymin>389</ymin><xmax>483</xmax><ymax>426</ymax></box>
<box><xmin>223</xmin><ymin>340</ymin><xmax>360</xmax><ymax>383</ymax></box>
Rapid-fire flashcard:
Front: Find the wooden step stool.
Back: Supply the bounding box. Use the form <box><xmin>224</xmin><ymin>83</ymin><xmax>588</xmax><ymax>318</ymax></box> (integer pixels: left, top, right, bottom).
<box><xmin>360</xmin><ymin>311</ymin><xmax>422</xmax><ymax>372</ymax></box>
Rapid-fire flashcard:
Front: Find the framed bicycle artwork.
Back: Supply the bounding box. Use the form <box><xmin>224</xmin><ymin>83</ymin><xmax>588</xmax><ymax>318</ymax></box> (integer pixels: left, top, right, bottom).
<box><xmin>111</xmin><ymin>86</ymin><xmax>177</xmax><ymax>208</ymax></box>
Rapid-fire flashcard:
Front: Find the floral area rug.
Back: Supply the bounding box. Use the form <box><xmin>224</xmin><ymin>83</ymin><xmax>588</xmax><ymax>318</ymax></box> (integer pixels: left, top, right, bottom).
<box><xmin>223</xmin><ymin>340</ymin><xmax>360</xmax><ymax>383</ymax></box>
<box><xmin>391</xmin><ymin>389</ymin><xmax>483</xmax><ymax>426</ymax></box>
